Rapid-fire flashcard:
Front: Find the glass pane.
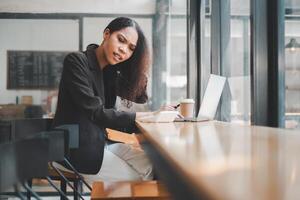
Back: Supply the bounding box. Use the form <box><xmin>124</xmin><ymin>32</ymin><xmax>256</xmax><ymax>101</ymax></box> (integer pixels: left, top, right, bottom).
<box><xmin>219</xmin><ymin>0</ymin><xmax>251</xmax><ymax>124</ymax></box>
<box><xmin>168</xmin><ymin>18</ymin><xmax>187</xmax><ymax>103</ymax></box>
<box><xmin>0</xmin><ymin>0</ymin><xmax>155</xmax><ymax>14</ymax></box>
<box><xmin>150</xmin><ymin>0</ymin><xmax>187</xmax><ymax>110</ymax></box>
<box><xmin>284</xmin><ymin>4</ymin><xmax>300</xmax><ymax>129</ymax></box>
<box><xmin>201</xmin><ymin>0</ymin><xmax>211</xmax><ymax>99</ymax></box>
<box><xmin>0</xmin><ymin>19</ymin><xmax>78</xmax><ymax>118</ymax></box>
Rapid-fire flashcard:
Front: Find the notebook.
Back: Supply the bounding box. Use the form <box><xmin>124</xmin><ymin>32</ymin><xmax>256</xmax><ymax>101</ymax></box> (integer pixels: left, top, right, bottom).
<box><xmin>175</xmin><ymin>74</ymin><xmax>226</xmax><ymax>122</ymax></box>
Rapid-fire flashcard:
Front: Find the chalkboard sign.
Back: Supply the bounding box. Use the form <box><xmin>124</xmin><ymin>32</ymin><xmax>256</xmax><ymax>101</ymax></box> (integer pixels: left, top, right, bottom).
<box><xmin>7</xmin><ymin>51</ymin><xmax>70</xmax><ymax>89</ymax></box>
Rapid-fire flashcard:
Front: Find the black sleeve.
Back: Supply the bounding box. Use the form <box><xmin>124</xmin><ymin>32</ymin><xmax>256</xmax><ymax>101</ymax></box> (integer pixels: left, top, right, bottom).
<box><xmin>63</xmin><ymin>53</ymin><xmax>136</xmax><ymax>130</ymax></box>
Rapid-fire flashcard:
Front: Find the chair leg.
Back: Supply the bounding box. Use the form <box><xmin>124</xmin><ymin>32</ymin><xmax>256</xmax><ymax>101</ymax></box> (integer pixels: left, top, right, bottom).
<box><xmin>73</xmin><ymin>180</ymin><xmax>82</xmax><ymax>200</ymax></box>
<box><xmin>27</xmin><ymin>179</ymin><xmax>32</xmax><ymax>200</ymax></box>
<box><xmin>46</xmin><ymin>177</ymin><xmax>69</xmax><ymax>200</ymax></box>
<box><xmin>63</xmin><ymin>158</ymin><xmax>92</xmax><ymax>191</ymax></box>
<box><xmin>22</xmin><ymin>182</ymin><xmax>41</xmax><ymax>200</ymax></box>
<box><xmin>14</xmin><ymin>184</ymin><xmax>26</xmax><ymax>200</ymax></box>
<box><xmin>60</xmin><ymin>180</ymin><xmax>67</xmax><ymax>200</ymax></box>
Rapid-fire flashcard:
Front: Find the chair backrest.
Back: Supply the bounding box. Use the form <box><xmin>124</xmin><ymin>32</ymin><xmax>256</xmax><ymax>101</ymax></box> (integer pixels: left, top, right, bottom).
<box><xmin>16</xmin><ymin>137</ymin><xmax>50</xmax><ymax>181</ymax></box>
<box><xmin>2</xmin><ymin>118</ymin><xmax>66</xmax><ymax>162</ymax></box>
<box><xmin>0</xmin><ymin>120</ymin><xmax>11</xmax><ymax>143</ymax></box>
<box><xmin>11</xmin><ymin>118</ymin><xmax>53</xmax><ymax>140</ymax></box>
<box><xmin>33</xmin><ymin>130</ymin><xmax>66</xmax><ymax>162</ymax></box>
<box><xmin>0</xmin><ymin>141</ymin><xmax>17</xmax><ymax>192</ymax></box>
<box><xmin>10</xmin><ymin>119</ymin><xmax>78</xmax><ymax>161</ymax></box>
<box><xmin>54</xmin><ymin>124</ymin><xmax>79</xmax><ymax>149</ymax></box>
<box><xmin>0</xmin><ymin>137</ymin><xmax>49</xmax><ymax>192</ymax></box>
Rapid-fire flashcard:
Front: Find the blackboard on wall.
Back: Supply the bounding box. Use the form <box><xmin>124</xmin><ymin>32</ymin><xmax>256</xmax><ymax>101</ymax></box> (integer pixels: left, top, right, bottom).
<box><xmin>7</xmin><ymin>50</ymin><xmax>70</xmax><ymax>89</ymax></box>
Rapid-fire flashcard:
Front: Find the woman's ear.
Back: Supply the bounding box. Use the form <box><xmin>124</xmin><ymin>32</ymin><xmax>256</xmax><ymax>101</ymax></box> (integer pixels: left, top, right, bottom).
<box><xmin>103</xmin><ymin>28</ymin><xmax>111</xmax><ymax>40</ymax></box>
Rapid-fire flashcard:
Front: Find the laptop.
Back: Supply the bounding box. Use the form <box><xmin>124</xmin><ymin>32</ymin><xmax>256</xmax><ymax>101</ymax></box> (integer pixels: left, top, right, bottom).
<box><xmin>175</xmin><ymin>74</ymin><xmax>226</xmax><ymax>122</ymax></box>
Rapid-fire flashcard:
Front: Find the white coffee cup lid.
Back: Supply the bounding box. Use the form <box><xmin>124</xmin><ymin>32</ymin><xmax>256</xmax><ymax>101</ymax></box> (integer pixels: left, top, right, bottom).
<box><xmin>180</xmin><ymin>98</ymin><xmax>195</xmax><ymax>104</ymax></box>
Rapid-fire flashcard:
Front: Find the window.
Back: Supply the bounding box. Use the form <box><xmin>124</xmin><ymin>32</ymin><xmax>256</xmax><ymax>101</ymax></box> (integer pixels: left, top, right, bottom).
<box><xmin>218</xmin><ymin>0</ymin><xmax>251</xmax><ymax>124</ymax></box>
<box><xmin>0</xmin><ymin>0</ymin><xmax>188</xmax><ymax>115</ymax></box>
<box><xmin>201</xmin><ymin>0</ymin><xmax>211</xmax><ymax>100</ymax></box>
<box><xmin>285</xmin><ymin>1</ymin><xmax>300</xmax><ymax>129</ymax></box>
<box><xmin>150</xmin><ymin>0</ymin><xmax>187</xmax><ymax>110</ymax></box>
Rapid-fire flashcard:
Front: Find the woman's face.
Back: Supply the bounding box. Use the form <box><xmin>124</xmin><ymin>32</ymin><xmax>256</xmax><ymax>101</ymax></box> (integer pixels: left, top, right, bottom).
<box><xmin>103</xmin><ymin>27</ymin><xmax>138</xmax><ymax>65</ymax></box>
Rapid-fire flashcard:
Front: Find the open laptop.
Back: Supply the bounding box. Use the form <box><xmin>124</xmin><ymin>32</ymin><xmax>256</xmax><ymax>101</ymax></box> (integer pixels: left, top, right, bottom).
<box><xmin>175</xmin><ymin>74</ymin><xmax>226</xmax><ymax>122</ymax></box>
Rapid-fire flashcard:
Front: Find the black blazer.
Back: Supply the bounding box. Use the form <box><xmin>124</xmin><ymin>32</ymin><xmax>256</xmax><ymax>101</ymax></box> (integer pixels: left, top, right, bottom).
<box><xmin>53</xmin><ymin>44</ymin><xmax>136</xmax><ymax>174</ymax></box>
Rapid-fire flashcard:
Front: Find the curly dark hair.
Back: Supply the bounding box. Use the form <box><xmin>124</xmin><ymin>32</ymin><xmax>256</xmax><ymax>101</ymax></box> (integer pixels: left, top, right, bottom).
<box><xmin>105</xmin><ymin>17</ymin><xmax>150</xmax><ymax>104</ymax></box>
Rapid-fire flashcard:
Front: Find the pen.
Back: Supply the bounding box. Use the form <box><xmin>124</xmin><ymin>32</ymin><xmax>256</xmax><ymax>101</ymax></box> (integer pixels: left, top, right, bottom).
<box><xmin>173</xmin><ymin>103</ymin><xmax>180</xmax><ymax>109</ymax></box>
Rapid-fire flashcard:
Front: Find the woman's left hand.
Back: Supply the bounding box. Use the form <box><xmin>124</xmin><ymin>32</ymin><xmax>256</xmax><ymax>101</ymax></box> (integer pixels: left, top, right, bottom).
<box><xmin>152</xmin><ymin>104</ymin><xmax>177</xmax><ymax>115</ymax></box>
<box><xmin>159</xmin><ymin>104</ymin><xmax>176</xmax><ymax>111</ymax></box>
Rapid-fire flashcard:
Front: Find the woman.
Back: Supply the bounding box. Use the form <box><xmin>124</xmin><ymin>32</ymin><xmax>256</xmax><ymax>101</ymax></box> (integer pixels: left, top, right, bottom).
<box><xmin>53</xmin><ymin>17</ymin><xmax>170</xmax><ymax>182</ymax></box>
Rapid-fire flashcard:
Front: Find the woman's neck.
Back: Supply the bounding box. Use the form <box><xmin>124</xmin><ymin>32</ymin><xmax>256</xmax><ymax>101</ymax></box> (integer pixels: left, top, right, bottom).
<box><xmin>95</xmin><ymin>44</ymin><xmax>108</xmax><ymax>70</ymax></box>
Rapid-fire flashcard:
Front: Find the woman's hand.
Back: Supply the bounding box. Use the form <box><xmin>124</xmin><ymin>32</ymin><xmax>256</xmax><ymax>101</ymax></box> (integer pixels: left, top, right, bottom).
<box><xmin>152</xmin><ymin>104</ymin><xmax>177</xmax><ymax>115</ymax></box>
<box><xmin>159</xmin><ymin>104</ymin><xmax>177</xmax><ymax>111</ymax></box>
<box><xmin>136</xmin><ymin>104</ymin><xmax>177</xmax><ymax>121</ymax></box>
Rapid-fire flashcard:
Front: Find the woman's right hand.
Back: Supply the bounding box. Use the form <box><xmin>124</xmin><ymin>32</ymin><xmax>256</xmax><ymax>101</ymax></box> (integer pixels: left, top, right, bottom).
<box><xmin>136</xmin><ymin>104</ymin><xmax>177</xmax><ymax>121</ymax></box>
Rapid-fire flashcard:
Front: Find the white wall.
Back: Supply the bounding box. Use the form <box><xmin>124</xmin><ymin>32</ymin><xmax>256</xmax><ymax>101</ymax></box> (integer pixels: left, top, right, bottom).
<box><xmin>0</xmin><ymin>0</ymin><xmax>155</xmax><ymax>14</ymax></box>
<box><xmin>0</xmin><ymin>19</ymin><xmax>79</xmax><ymax>104</ymax></box>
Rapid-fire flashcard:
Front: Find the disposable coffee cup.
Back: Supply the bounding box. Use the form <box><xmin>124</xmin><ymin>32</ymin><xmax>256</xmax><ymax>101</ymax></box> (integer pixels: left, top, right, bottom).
<box><xmin>180</xmin><ymin>99</ymin><xmax>195</xmax><ymax>118</ymax></box>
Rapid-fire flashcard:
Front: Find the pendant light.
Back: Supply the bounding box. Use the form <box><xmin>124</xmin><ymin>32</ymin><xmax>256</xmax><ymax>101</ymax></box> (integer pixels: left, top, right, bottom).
<box><xmin>285</xmin><ymin>38</ymin><xmax>300</xmax><ymax>52</ymax></box>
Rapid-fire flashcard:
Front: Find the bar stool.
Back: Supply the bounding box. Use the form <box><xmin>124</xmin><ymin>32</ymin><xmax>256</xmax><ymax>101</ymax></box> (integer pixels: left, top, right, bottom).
<box><xmin>34</xmin><ymin>130</ymin><xmax>70</xmax><ymax>200</ymax></box>
<box><xmin>0</xmin><ymin>137</ymin><xmax>50</xmax><ymax>199</ymax></box>
<box><xmin>52</xmin><ymin>124</ymin><xmax>92</xmax><ymax>199</ymax></box>
<box><xmin>10</xmin><ymin>118</ymin><xmax>91</xmax><ymax>199</ymax></box>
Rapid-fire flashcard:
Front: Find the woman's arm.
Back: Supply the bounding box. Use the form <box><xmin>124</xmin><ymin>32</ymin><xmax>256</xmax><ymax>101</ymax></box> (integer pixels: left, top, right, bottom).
<box><xmin>136</xmin><ymin>112</ymin><xmax>154</xmax><ymax>120</ymax></box>
<box><xmin>136</xmin><ymin>105</ymin><xmax>176</xmax><ymax>120</ymax></box>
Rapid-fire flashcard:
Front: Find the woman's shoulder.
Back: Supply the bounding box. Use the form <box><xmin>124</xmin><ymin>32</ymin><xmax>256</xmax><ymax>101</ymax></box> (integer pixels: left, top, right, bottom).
<box><xmin>63</xmin><ymin>51</ymin><xmax>89</xmax><ymax>70</ymax></box>
<box><xmin>65</xmin><ymin>51</ymin><xmax>87</xmax><ymax>63</ymax></box>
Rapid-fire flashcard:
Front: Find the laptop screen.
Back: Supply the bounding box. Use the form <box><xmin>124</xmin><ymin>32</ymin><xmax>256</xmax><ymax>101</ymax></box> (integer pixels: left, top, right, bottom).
<box><xmin>197</xmin><ymin>74</ymin><xmax>226</xmax><ymax>119</ymax></box>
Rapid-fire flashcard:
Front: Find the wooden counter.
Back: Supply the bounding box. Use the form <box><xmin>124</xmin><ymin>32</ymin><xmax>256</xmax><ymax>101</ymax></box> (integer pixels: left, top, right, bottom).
<box><xmin>136</xmin><ymin>121</ymin><xmax>300</xmax><ymax>200</ymax></box>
